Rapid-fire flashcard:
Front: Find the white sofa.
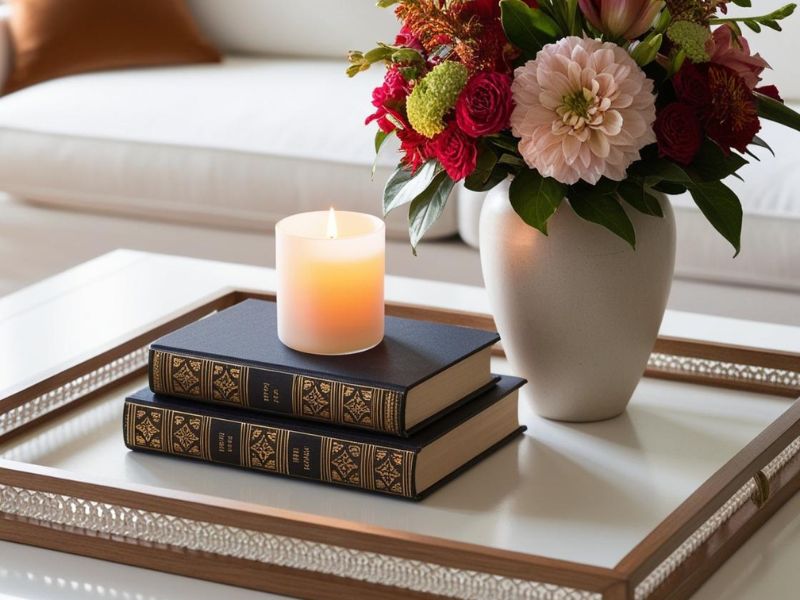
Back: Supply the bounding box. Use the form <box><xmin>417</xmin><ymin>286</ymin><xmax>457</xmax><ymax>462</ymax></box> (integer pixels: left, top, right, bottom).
<box><xmin>0</xmin><ymin>0</ymin><xmax>458</xmax><ymax>239</ymax></box>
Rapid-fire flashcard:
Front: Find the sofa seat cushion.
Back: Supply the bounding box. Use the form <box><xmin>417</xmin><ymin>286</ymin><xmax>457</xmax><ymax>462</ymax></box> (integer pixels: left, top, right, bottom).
<box><xmin>671</xmin><ymin>104</ymin><xmax>800</xmax><ymax>291</ymax></box>
<box><xmin>0</xmin><ymin>56</ymin><xmax>457</xmax><ymax>239</ymax></box>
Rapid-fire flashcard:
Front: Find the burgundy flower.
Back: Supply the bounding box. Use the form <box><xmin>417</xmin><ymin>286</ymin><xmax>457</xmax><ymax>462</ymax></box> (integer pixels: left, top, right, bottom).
<box><xmin>461</xmin><ymin>0</ymin><xmax>538</xmax><ymax>19</ymax></box>
<box><xmin>455</xmin><ymin>72</ymin><xmax>513</xmax><ymax>137</ymax></box>
<box><xmin>429</xmin><ymin>122</ymin><xmax>478</xmax><ymax>180</ymax></box>
<box><xmin>654</xmin><ymin>102</ymin><xmax>703</xmax><ymax>165</ymax></box>
<box><xmin>672</xmin><ymin>62</ymin><xmax>711</xmax><ymax>113</ymax></box>
<box><xmin>705</xmin><ymin>64</ymin><xmax>761</xmax><ymax>154</ymax></box>
<box><xmin>755</xmin><ymin>84</ymin><xmax>783</xmax><ymax>103</ymax></box>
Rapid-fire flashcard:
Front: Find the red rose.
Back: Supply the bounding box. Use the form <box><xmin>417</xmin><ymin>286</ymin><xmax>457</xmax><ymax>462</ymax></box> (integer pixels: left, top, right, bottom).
<box><xmin>654</xmin><ymin>103</ymin><xmax>703</xmax><ymax>165</ymax></box>
<box><xmin>705</xmin><ymin>64</ymin><xmax>761</xmax><ymax>154</ymax></box>
<box><xmin>430</xmin><ymin>122</ymin><xmax>478</xmax><ymax>180</ymax></box>
<box><xmin>455</xmin><ymin>72</ymin><xmax>513</xmax><ymax>137</ymax></box>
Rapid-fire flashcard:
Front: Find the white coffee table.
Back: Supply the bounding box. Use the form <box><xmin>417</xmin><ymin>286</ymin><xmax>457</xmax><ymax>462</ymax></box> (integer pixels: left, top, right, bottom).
<box><xmin>1</xmin><ymin>250</ymin><xmax>799</xmax><ymax>600</ymax></box>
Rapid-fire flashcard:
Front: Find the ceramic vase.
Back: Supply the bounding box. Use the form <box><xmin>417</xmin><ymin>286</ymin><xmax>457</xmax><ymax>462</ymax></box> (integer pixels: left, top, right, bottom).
<box><xmin>479</xmin><ymin>179</ymin><xmax>676</xmax><ymax>422</ymax></box>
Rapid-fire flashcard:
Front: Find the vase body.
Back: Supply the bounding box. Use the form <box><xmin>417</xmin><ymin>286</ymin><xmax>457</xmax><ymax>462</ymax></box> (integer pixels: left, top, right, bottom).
<box><xmin>479</xmin><ymin>179</ymin><xmax>676</xmax><ymax>422</ymax></box>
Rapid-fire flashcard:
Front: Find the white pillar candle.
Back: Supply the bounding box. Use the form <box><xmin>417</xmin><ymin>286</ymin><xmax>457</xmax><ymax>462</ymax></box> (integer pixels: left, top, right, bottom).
<box><xmin>276</xmin><ymin>209</ymin><xmax>385</xmax><ymax>355</ymax></box>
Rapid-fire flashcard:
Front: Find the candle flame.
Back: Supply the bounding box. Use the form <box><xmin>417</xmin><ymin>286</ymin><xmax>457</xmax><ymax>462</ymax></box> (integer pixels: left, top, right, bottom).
<box><xmin>326</xmin><ymin>207</ymin><xmax>338</xmax><ymax>239</ymax></box>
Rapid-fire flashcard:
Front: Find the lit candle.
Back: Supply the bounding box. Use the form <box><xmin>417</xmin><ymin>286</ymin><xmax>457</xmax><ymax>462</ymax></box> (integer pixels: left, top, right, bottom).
<box><xmin>275</xmin><ymin>209</ymin><xmax>385</xmax><ymax>355</ymax></box>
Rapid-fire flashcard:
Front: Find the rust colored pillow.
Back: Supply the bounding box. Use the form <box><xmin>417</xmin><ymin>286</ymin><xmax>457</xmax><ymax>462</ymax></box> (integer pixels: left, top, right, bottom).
<box><xmin>3</xmin><ymin>0</ymin><xmax>221</xmax><ymax>94</ymax></box>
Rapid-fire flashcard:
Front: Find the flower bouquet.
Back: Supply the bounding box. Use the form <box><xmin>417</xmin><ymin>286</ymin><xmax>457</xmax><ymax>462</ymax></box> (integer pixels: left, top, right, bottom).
<box><xmin>348</xmin><ymin>0</ymin><xmax>800</xmax><ymax>254</ymax></box>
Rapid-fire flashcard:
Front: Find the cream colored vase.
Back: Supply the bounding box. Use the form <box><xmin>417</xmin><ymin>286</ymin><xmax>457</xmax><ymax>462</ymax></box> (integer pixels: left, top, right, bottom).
<box><xmin>480</xmin><ymin>179</ymin><xmax>676</xmax><ymax>422</ymax></box>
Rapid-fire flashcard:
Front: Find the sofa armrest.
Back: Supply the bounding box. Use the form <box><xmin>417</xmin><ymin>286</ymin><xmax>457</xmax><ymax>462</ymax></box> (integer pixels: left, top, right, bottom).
<box><xmin>0</xmin><ymin>5</ymin><xmax>11</xmax><ymax>93</ymax></box>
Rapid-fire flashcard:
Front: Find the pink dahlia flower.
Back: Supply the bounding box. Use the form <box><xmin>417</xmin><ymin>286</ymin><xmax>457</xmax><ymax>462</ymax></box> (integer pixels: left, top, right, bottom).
<box><xmin>510</xmin><ymin>36</ymin><xmax>657</xmax><ymax>185</ymax></box>
<box><xmin>579</xmin><ymin>0</ymin><xmax>664</xmax><ymax>40</ymax></box>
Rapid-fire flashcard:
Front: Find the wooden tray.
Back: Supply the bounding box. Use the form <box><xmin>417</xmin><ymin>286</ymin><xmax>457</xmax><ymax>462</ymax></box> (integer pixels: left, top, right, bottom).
<box><xmin>1</xmin><ymin>289</ymin><xmax>799</xmax><ymax>600</ymax></box>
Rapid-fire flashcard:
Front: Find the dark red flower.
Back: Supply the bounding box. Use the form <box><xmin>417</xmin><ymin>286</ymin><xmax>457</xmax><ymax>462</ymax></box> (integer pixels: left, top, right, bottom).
<box><xmin>755</xmin><ymin>84</ymin><xmax>783</xmax><ymax>103</ymax></box>
<box><xmin>705</xmin><ymin>64</ymin><xmax>761</xmax><ymax>154</ymax></box>
<box><xmin>365</xmin><ymin>66</ymin><xmax>411</xmax><ymax>133</ymax></box>
<box><xmin>672</xmin><ymin>62</ymin><xmax>711</xmax><ymax>115</ymax></box>
<box><xmin>654</xmin><ymin>103</ymin><xmax>703</xmax><ymax>165</ymax></box>
<box><xmin>429</xmin><ymin>122</ymin><xmax>478</xmax><ymax>180</ymax></box>
<box><xmin>397</xmin><ymin>126</ymin><xmax>432</xmax><ymax>172</ymax></box>
<box><xmin>461</xmin><ymin>0</ymin><xmax>538</xmax><ymax>19</ymax></box>
<box><xmin>455</xmin><ymin>72</ymin><xmax>513</xmax><ymax>137</ymax></box>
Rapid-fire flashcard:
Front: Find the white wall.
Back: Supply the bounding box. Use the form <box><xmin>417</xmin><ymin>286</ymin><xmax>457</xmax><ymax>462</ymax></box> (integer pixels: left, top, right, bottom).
<box><xmin>727</xmin><ymin>0</ymin><xmax>800</xmax><ymax>100</ymax></box>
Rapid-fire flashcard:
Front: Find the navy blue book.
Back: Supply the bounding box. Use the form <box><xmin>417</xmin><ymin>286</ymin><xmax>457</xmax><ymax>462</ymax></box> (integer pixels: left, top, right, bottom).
<box><xmin>149</xmin><ymin>299</ymin><xmax>500</xmax><ymax>436</ymax></box>
<box><xmin>124</xmin><ymin>375</ymin><xmax>525</xmax><ymax>500</ymax></box>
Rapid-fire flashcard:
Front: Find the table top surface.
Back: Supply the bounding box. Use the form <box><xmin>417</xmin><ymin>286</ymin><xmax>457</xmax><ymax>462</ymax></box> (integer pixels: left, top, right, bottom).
<box><xmin>1</xmin><ymin>249</ymin><xmax>799</xmax><ymax>599</ymax></box>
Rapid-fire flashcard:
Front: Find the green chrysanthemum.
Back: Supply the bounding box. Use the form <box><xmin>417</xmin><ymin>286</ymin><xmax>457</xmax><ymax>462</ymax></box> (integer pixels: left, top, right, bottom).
<box><xmin>667</xmin><ymin>21</ymin><xmax>712</xmax><ymax>63</ymax></box>
<box><xmin>406</xmin><ymin>61</ymin><xmax>469</xmax><ymax>138</ymax></box>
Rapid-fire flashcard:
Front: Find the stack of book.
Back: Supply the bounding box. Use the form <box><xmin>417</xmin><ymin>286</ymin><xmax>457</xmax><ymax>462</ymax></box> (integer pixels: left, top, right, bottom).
<box><xmin>123</xmin><ymin>299</ymin><xmax>525</xmax><ymax>500</ymax></box>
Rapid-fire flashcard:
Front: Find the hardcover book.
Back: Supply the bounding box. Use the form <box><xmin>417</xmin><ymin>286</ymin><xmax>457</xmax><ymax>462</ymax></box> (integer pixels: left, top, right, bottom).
<box><xmin>124</xmin><ymin>375</ymin><xmax>525</xmax><ymax>500</ymax></box>
<box><xmin>149</xmin><ymin>299</ymin><xmax>500</xmax><ymax>436</ymax></box>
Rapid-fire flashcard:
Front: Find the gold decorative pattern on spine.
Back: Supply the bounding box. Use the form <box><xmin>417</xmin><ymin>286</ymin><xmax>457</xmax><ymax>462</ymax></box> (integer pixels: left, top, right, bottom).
<box><xmin>245</xmin><ymin>424</ymin><xmax>281</xmax><ymax>472</ymax></box>
<box><xmin>131</xmin><ymin>405</ymin><xmax>164</xmax><ymax>451</ymax></box>
<box><xmin>159</xmin><ymin>352</ymin><xmax>250</xmax><ymax>406</ymax></box>
<box><xmin>170</xmin><ymin>411</ymin><xmax>203</xmax><ymax>457</ymax></box>
<box><xmin>320</xmin><ymin>437</ymin><xmax>414</xmax><ymax>496</ymax></box>
<box><xmin>294</xmin><ymin>374</ymin><xmax>403</xmax><ymax>435</ymax></box>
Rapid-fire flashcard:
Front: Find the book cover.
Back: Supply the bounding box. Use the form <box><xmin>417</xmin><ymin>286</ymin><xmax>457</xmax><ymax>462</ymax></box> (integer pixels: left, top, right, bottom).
<box><xmin>124</xmin><ymin>375</ymin><xmax>525</xmax><ymax>500</ymax></box>
<box><xmin>149</xmin><ymin>299</ymin><xmax>500</xmax><ymax>436</ymax></box>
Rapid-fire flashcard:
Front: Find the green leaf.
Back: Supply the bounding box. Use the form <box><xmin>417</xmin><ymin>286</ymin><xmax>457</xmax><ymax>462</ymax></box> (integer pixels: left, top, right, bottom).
<box><xmin>372</xmin><ymin>130</ymin><xmax>392</xmax><ymax>177</ymax></box>
<box><xmin>688</xmin><ymin>180</ymin><xmax>743</xmax><ymax>256</ymax></box>
<box><xmin>374</xmin><ymin>130</ymin><xmax>389</xmax><ymax>154</ymax></box>
<box><xmin>749</xmin><ymin>134</ymin><xmax>775</xmax><ymax>156</ymax></box>
<box><xmin>383</xmin><ymin>161</ymin><xmax>441</xmax><ymax>217</ymax></box>
<box><xmin>464</xmin><ymin>146</ymin><xmax>498</xmax><ymax>191</ymax></box>
<box><xmin>500</xmin><ymin>0</ymin><xmax>560</xmax><ymax>59</ymax></box>
<box><xmin>652</xmin><ymin>181</ymin><xmax>688</xmax><ymax>195</ymax></box>
<box><xmin>617</xmin><ymin>180</ymin><xmax>663</xmax><ymax>217</ymax></box>
<box><xmin>408</xmin><ymin>172</ymin><xmax>456</xmax><ymax>251</ymax></box>
<box><xmin>570</xmin><ymin>192</ymin><xmax>636</xmax><ymax>249</ymax></box>
<box><xmin>508</xmin><ymin>169</ymin><xmax>566</xmax><ymax>235</ymax></box>
<box><xmin>689</xmin><ymin>140</ymin><xmax>748</xmax><ymax>182</ymax></box>
<box><xmin>486</xmin><ymin>133</ymin><xmax>520</xmax><ymax>154</ymax></box>
<box><xmin>756</xmin><ymin>92</ymin><xmax>800</xmax><ymax>133</ymax></box>
<box><xmin>632</xmin><ymin>158</ymin><xmax>691</xmax><ymax>185</ymax></box>
<box><xmin>465</xmin><ymin>164</ymin><xmax>510</xmax><ymax>192</ymax></box>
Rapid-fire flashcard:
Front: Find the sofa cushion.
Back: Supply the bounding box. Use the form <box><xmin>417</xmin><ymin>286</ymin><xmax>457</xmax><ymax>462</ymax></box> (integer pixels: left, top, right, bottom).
<box><xmin>0</xmin><ymin>57</ymin><xmax>457</xmax><ymax>239</ymax></box>
<box><xmin>3</xmin><ymin>0</ymin><xmax>221</xmax><ymax>95</ymax></box>
<box><xmin>186</xmin><ymin>0</ymin><xmax>399</xmax><ymax>60</ymax></box>
<box><xmin>670</xmin><ymin>106</ymin><xmax>800</xmax><ymax>291</ymax></box>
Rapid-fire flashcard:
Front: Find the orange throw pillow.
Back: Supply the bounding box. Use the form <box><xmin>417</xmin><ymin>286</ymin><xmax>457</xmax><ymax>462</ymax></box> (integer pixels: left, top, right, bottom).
<box><xmin>3</xmin><ymin>0</ymin><xmax>221</xmax><ymax>94</ymax></box>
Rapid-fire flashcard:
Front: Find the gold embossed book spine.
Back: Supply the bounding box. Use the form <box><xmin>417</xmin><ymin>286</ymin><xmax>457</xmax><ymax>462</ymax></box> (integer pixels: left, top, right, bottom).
<box><xmin>123</xmin><ymin>400</ymin><xmax>417</xmax><ymax>498</ymax></box>
<box><xmin>149</xmin><ymin>349</ymin><xmax>405</xmax><ymax>436</ymax></box>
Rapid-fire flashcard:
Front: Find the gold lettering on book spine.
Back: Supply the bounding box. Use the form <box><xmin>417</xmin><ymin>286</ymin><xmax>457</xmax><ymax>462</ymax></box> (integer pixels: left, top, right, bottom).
<box><xmin>292</xmin><ymin>375</ymin><xmax>403</xmax><ymax>435</ymax></box>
